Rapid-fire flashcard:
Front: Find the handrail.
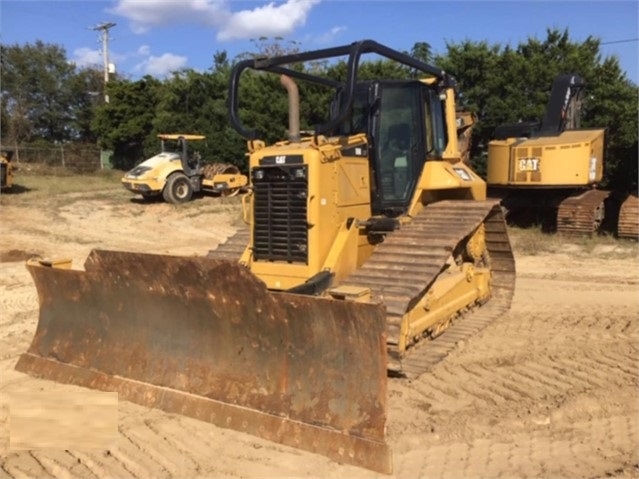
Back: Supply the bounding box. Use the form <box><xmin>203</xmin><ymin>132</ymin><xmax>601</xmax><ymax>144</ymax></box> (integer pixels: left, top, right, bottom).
<box><xmin>228</xmin><ymin>39</ymin><xmax>454</xmax><ymax>140</ymax></box>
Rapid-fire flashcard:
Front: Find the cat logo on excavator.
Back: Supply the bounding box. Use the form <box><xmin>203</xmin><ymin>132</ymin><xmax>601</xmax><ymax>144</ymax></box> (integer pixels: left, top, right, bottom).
<box><xmin>16</xmin><ymin>40</ymin><xmax>515</xmax><ymax>474</ymax></box>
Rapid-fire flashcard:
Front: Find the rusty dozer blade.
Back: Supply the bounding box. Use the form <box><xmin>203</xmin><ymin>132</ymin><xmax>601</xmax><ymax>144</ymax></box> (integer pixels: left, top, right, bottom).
<box><xmin>16</xmin><ymin>250</ymin><xmax>392</xmax><ymax>474</ymax></box>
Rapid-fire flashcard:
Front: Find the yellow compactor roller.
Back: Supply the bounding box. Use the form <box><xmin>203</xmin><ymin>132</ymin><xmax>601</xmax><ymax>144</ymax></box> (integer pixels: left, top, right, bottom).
<box><xmin>121</xmin><ymin>134</ymin><xmax>247</xmax><ymax>203</ymax></box>
<box><xmin>16</xmin><ymin>40</ymin><xmax>515</xmax><ymax>473</ymax></box>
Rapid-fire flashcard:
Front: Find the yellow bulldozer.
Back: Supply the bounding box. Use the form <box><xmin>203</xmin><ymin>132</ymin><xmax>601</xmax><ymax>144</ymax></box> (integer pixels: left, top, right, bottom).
<box><xmin>487</xmin><ymin>74</ymin><xmax>638</xmax><ymax>238</ymax></box>
<box><xmin>121</xmin><ymin>133</ymin><xmax>248</xmax><ymax>203</ymax></box>
<box><xmin>16</xmin><ymin>40</ymin><xmax>515</xmax><ymax>473</ymax></box>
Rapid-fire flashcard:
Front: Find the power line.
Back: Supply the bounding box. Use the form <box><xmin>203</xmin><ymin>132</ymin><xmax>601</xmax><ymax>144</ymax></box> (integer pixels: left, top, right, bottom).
<box><xmin>601</xmin><ymin>38</ymin><xmax>639</xmax><ymax>45</ymax></box>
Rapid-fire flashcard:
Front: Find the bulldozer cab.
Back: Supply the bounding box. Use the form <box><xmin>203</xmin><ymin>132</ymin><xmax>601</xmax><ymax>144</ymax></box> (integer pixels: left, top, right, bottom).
<box><xmin>330</xmin><ymin>81</ymin><xmax>436</xmax><ymax>211</ymax></box>
<box><xmin>230</xmin><ymin>43</ymin><xmax>461</xmax><ymax>218</ymax></box>
<box><xmin>331</xmin><ymin>81</ymin><xmax>442</xmax><ymax>211</ymax></box>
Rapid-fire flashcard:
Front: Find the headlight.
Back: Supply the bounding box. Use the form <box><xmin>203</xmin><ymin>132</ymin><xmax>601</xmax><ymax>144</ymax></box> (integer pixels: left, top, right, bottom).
<box><xmin>253</xmin><ymin>169</ymin><xmax>265</xmax><ymax>180</ymax></box>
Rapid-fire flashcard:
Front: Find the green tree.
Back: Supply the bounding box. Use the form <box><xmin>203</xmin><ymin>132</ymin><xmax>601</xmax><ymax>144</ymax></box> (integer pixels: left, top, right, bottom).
<box><xmin>436</xmin><ymin>29</ymin><xmax>638</xmax><ymax>187</ymax></box>
<box><xmin>236</xmin><ymin>37</ymin><xmax>302</xmax><ymax>60</ymax></box>
<box><xmin>410</xmin><ymin>41</ymin><xmax>433</xmax><ymax>64</ymax></box>
<box><xmin>92</xmin><ymin>76</ymin><xmax>162</xmax><ymax>169</ymax></box>
<box><xmin>1</xmin><ymin>41</ymin><xmax>77</xmax><ymax>143</ymax></box>
<box><xmin>150</xmin><ymin>67</ymin><xmax>247</xmax><ymax>169</ymax></box>
<box><xmin>67</xmin><ymin>67</ymin><xmax>104</xmax><ymax>143</ymax></box>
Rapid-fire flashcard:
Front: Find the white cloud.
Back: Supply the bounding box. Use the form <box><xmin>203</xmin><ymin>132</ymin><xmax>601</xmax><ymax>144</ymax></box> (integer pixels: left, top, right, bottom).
<box><xmin>137</xmin><ymin>45</ymin><xmax>151</xmax><ymax>56</ymax></box>
<box><xmin>135</xmin><ymin>53</ymin><xmax>188</xmax><ymax>77</ymax></box>
<box><xmin>218</xmin><ymin>0</ymin><xmax>320</xmax><ymax>41</ymax></box>
<box><xmin>313</xmin><ymin>26</ymin><xmax>346</xmax><ymax>45</ymax></box>
<box><xmin>111</xmin><ymin>0</ymin><xmax>320</xmax><ymax>41</ymax></box>
<box><xmin>105</xmin><ymin>0</ymin><xmax>323</xmax><ymax>77</ymax></box>
<box><xmin>72</xmin><ymin>47</ymin><xmax>102</xmax><ymax>68</ymax></box>
<box><xmin>111</xmin><ymin>0</ymin><xmax>228</xmax><ymax>34</ymax></box>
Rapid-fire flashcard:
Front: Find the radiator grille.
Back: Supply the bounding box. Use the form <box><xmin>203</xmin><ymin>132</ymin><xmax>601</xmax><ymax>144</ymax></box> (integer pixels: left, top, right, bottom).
<box><xmin>252</xmin><ymin>166</ymin><xmax>308</xmax><ymax>263</ymax></box>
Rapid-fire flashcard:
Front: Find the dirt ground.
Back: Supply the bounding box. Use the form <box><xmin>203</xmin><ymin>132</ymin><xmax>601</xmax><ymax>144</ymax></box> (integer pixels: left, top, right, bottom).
<box><xmin>1</xmin><ymin>184</ymin><xmax>638</xmax><ymax>479</ymax></box>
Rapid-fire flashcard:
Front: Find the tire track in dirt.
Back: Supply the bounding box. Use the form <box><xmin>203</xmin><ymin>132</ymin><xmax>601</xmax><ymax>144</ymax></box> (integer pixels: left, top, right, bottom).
<box><xmin>389</xmin><ymin>270</ymin><xmax>638</xmax><ymax>478</ymax></box>
<box><xmin>65</xmin><ymin>450</ymin><xmax>131</xmax><ymax>479</ymax></box>
<box><xmin>0</xmin><ymin>273</ymin><xmax>37</xmax><ymax>362</ymax></box>
<box><xmin>33</xmin><ymin>451</ymin><xmax>98</xmax><ymax>479</ymax></box>
<box><xmin>0</xmin><ymin>266</ymin><xmax>38</xmax><ymax>322</ymax></box>
<box><xmin>2</xmin><ymin>452</ymin><xmax>56</xmax><ymax>479</ymax></box>
<box><xmin>394</xmin><ymin>415</ymin><xmax>638</xmax><ymax>479</ymax></box>
<box><xmin>409</xmin><ymin>335</ymin><xmax>638</xmax><ymax>417</ymax></box>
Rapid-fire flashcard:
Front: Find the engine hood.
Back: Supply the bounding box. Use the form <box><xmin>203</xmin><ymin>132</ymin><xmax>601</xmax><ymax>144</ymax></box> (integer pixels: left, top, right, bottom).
<box><xmin>124</xmin><ymin>152</ymin><xmax>180</xmax><ymax>178</ymax></box>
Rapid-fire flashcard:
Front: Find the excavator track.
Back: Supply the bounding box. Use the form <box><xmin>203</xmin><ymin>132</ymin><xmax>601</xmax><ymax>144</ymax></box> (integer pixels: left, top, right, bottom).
<box><xmin>617</xmin><ymin>193</ymin><xmax>639</xmax><ymax>240</ymax></box>
<box><xmin>338</xmin><ymin>200</ymin><xmax>515</xmax><ymax>377</ymax></box>
<box><xmin>556</xmin><ymin>189</ymin><xmax>610</xmax><ymax>235</ymax></box>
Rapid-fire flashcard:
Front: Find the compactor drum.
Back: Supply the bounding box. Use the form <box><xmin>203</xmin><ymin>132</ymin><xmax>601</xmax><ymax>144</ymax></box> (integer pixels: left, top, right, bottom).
<box><xmin>16</xmin><ymin>40</ymin><xmax>515</xmax><ymax>473</ymax></box>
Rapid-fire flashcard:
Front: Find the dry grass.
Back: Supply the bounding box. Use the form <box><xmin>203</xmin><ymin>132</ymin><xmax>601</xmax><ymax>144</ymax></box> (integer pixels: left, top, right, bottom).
<box><xmin>1</xmin><ymin>167</ymin><xmax>123</xmax><ymax>206</ymax></box>
<box><xmin>3</xmin><ymin>168</ymin><xmax>636</xmax><ymax>260</ymax></box>
<box><xmin>508</xmin><ymin>225</ymin><xmax>638</xmax><ymax>259</ymax></box>
<box><xmin>1</xmin><ymin>166</ymin><xmax>245</xmax><ymax>217</ymax></box>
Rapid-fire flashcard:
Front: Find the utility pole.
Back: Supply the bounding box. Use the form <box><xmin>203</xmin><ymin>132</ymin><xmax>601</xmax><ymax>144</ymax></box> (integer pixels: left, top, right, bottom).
<box><xmin>90</xmin><ymin>22</ymin><xmax>116</xmax><ymax>169</ymax></box>
<box><xmin>91</xmin><ymin>22</ymin><xmax>116</xmax><ymax>103</ymax></box>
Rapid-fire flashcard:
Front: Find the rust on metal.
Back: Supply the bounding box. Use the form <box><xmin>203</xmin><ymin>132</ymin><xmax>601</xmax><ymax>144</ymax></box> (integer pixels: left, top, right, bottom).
<box><xmin>16</xmin><ymin>250</ymin><xmax>392</xmax><ymax>474</ymax></box>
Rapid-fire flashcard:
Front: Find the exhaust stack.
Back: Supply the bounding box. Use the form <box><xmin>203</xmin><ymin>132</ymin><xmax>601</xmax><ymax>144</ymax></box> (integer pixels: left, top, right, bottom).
<box><xmin>280</xmin><ymin>75</ymin><xmax>300</xmax><ymax>142</ymax></box>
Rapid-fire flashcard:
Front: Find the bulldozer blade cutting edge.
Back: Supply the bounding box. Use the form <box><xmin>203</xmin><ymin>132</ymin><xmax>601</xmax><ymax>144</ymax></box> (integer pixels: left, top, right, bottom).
<box><xmin>15</xmin><ymin>250</ymin><xmax>392</xmax><ymax>474</ymax></box>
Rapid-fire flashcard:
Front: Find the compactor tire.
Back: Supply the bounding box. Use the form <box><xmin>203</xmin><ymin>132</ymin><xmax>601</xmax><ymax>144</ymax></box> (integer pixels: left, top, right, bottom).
<box><xmin>163</xmin><ymin>173</ymin><xmax>193</xmax><ymax>204</ymax></box>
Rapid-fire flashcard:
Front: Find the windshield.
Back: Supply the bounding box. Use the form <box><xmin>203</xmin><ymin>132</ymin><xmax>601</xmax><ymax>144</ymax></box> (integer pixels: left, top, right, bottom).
<box><xmin>376</xmin><ymin>84</ymin><xmax>422</xmax><ymax>204</ymax></box>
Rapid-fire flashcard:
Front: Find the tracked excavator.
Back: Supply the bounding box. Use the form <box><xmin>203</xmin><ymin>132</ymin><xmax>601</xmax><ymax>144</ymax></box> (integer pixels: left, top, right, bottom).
<box><xmin>15</xmin><ymin>40</ymin><xmax>515</xmax><ymax>473</ymax></box>
<box><xmin>487</xmin><ymin>74</ymin><xmax>638</xmax><ymax>237</ymax></box>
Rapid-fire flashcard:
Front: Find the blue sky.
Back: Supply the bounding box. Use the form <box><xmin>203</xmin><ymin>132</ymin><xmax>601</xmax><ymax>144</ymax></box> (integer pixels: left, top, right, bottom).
<box><xmin>1</xmin><ymin>1</ymin><xmax>638</xmax><ymax>83</ymax></box>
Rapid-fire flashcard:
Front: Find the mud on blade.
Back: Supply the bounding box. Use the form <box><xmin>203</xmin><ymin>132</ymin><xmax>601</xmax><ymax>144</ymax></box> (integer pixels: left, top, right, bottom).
<box><xmin>16</xmin><ymin>249</ymin><xmax>392</xmax><ymax>474</ymax></box>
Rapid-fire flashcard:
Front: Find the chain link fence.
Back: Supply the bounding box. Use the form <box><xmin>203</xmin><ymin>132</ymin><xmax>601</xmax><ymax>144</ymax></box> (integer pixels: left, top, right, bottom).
<box><xmin>9</xmin><ymin>144</ymin><xmax>104</xmax><ymax>174</ymax></box>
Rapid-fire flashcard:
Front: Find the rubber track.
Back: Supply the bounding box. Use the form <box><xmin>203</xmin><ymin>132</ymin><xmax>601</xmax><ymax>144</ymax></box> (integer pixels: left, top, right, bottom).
<box><xmin>338</xmin><ymin>200</ymin><xmax>515</xmax><ymax>377</ymax></box>
<box><xmin>556</xmin><ymin>189</ymin><xmax>610</xmax><ymax>235</ymax></box>
<box><xmin>208</xmin><ymin>201</ymin><xmax>516</xmax><ymax>379</ymax></box>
